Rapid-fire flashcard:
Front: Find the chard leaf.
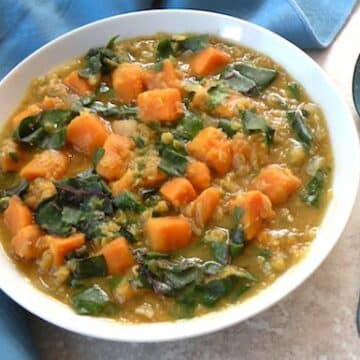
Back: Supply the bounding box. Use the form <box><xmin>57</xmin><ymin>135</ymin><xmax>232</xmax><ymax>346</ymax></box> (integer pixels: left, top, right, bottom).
<box><xmin>287</xmin><ymin>110</ymin><xmax>313</xmax><ymax>149</ymax></box>
<box><xmin>221</xmin><ymin>67</ymin><xmax>256</xmax><ymax>93</ymax></box>
<box><xmin>288</xmin><ymin>81</ymin><xmax>301</xmax><ymax>100</ymax></box>
<box><xmin>207</xmin><ymin>85</ymin><xmax>229</xmax><ymax>110</ymax></box>
<box><xmin>158</xmin><ymin>147</ymin><xmax>188</xmax><ymax>177</ymax></box>
<box><xmin>242</xmin><ymin>110</ymin><xmax>275</xmax><ymax>145</ymax></box>
<box><xmin>0</xmin><ymin>175</ymin><xmax>29</xmax><ymax>211</ymax></box>
<box><xmin>156</xmin><ymin>39</ymin><xmax>176</xmax><ymax>59</ymax></box>
<box><xmin>173</xmin><ymin>112</ymin><xmax>203</xmax><ymax>140</ymax></box>
<box><xmin>113</xmin><ymin>191</ymin><xmax>144</xmax><ymax>212</ymax></box>
<box><xmin>234</xmin><ymin>63</ymin><xmax>277</xmax><ymax>89</ymax></box>
<box><xmin>210</xmin><ymin>242</ymin><xmax>229</xmax><ymax>265</ymax></box>
<box><xmin>180</xmin><ymin>34</ymin><xmax>209</xmax><ymax>52</ymax></box>
<box><xmin>218</xmin><ymin>119</ymin><xmax>237</xmax><ymax>138</ymax></box>
<box><xmin>302</xmin><ymin>168</ymin><xmax>324</xmax><ymax>206</ymax></box>
<box><xmin>71</xmin><ymin>255</ymin><xmax>108</xmax><ymax>279</ymax></box>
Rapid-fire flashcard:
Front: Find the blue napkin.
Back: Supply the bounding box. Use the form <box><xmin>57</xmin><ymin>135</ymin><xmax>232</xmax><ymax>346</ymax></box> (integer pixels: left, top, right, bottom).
<box><xmin>0</xmin><ymin>0</ymin><xmax>356</xmax><ymax>358</ymax></box>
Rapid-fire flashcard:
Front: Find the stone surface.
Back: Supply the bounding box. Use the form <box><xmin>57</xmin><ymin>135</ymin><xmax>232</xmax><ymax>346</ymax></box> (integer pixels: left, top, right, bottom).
<box><xmin>30</xmin><ymin>4</ymin><xmax>360</xmax><ymax>359</ymax></box>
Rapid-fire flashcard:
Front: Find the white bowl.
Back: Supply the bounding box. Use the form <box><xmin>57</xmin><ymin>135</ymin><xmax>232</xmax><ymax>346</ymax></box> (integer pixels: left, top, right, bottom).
<box><xmin>0</xmin><ymin>9</ymin><xmax>359</xmax><ymax>342</ymax></box>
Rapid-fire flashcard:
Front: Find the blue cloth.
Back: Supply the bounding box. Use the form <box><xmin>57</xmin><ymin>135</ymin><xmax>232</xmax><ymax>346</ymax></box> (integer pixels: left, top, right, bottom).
<box><xmin>0</xmin><ymin>0</ymin><xmax>355</xmax><ymax>359</ymax></box>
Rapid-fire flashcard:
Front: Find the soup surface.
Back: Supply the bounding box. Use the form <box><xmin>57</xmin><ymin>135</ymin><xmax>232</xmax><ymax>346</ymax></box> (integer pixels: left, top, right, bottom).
<box><xmin>0</xmin><ymin>34</ymin><xmax>332</xmax><ymax>322</ymax></box>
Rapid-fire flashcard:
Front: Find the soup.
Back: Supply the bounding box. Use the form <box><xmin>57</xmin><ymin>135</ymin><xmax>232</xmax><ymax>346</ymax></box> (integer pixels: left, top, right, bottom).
<box><xmin>0</xmin><ymin>34</ymin><xmax>332</xmax><ymax>322</ymax></box>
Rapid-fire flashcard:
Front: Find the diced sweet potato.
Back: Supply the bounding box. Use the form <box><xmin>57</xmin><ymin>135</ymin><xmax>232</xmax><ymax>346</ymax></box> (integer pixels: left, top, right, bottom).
<box><xmin>20</xmin><ymin>150</ymin><xmax>69</xmax><ymax>180</ymax></box>
<box><xmin>4</xmin><ymin>196</ymin><xmax>33</xmax><ymax>236</ymax></box>
<box><xmin>0</xmin><ymin>138</ymin><xmax>25</xmax><ymax>172</ymax></box>
<box><xmin>138</xmin><ymin>168</ymin><xmax>167</xmax><ymax>188</ymax></box>
<box><xmin>46</xmin><ymin>233</ymin><xmax>85</xmax><ymax>266</ymax></box>
<box><xmin>160</xmin><ymin>178</ymin><xmax>196</xmax><ymax>207</ymax></box>
<box><xmin>96</xmin><ymin>134</ymin><xmax>134</xmax><ymax>181</ymax></box>
<box><xmin>189</xmin><ymin>187</ymin><xmax>221</xmax><ymax>227</ymax></box>
<box><xmin>145</xmin><ymin>59</ymin><xmax>182</xmax><ymax>90</ymax></box>
<box><xmin>187</xmin><ymin>127</ymin><xmax>232</xmax><ymax>176</ymax></box>
<box><xmin>11</xmin><ymin>104</ymin><xmax>42</xmax><ymax>130</ymax></box>
<box><xmin>110</xmin><ymin>169</ymin><xmax>135</xmax><ymax>196</ymax></box>
<box><xmin>40</xmin><ymin>96</ymin><xmax>64</xmax><ymax>110</ymax></box>
<box><xmin>186</xmin><ymin>161</ymin><xmax>211</xmax><ymax>191</ymax></box>
<box><xmin>252</xmin><ymin>164</ymin><xmax>302</xmax><ymax>205</ymax></box>
<box><xmin>191</xmin><ymin>47</ymin><xmax>231</xmax><ymax>77</ymax></box>
<box><xmin>11</xmin><ymin>225</ymin><xmax>43</xmax><ymax>260</ymax></box>
<box><xmin>146</xmin><ymin>216</ymin><xmax>192</xmax><ymax>252</ymax></box>
<box><xmin>100</xmin><ymin>237</ymin><xmax>134</xmax><ymax>275</ymax></box>
<box><xmin>112</xmin><ymin>63</ymin><xmax>146</xmax><ymax>103</ymax></box>
<box><xmin>67</xmin><ymin>112</ymin><xmax>110</xmax><ymax>155</ymax></box>
<box><xmin>64</xmin><ymin>70</ymin><xmax>93</xmax><ymax>96</ymax></box>
<box><xmin>138</xmin><ymin>88</ymin><xmax>183</xmax><ymax>123</ymax></box>
<box><xmin>230</xmin><ymin>191</ymin><xmax>275</xmax><ymax>240</ymax></box>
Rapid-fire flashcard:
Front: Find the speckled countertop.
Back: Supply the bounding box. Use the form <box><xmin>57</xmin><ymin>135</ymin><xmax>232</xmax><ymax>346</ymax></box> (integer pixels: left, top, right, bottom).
<box><xmin>30</xmin><ymin>5</ymin><xmax>360</xmax><ymax>359</ymax></box>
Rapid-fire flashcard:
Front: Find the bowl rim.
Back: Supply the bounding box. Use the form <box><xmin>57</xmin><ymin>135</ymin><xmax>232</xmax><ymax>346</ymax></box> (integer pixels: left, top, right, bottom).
<box><xmin>0</xmin><ymin>9</ymin><xmax>359</xmax><ymax>342</ymax></box>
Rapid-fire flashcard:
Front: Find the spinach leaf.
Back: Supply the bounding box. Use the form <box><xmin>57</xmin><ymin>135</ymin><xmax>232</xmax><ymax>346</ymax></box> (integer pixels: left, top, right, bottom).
<box><xmin>156</xmin><ymin>39</ymin><xmax>176</xmax><ymax>59</ymax></box>
<box><xmin>234</xmin><ymin>63</ymin><xmax>277</xmax><ymax>90</ymax></box>
<box><xmin>180</xmin><ymin>34</ymin><xmax>209</xmax><ymax>52</ymax></box>
<box><xmin>72</xmin><ymin>285</ymin><xmax>116</xmax><ymax>316</ymax></box>
<box><xmin>71</xmin><ymin>255</ymin><xmax>108</xmax><ymax>279</ymax></box>
<box><xmin>92</xmin><ymin>148</ymin><xmax>105</xmax><ymax>168</ymax></box>
<box><xmin>207</xmin><ymin>85</ymin><xmax>229</xmax><ymax>110</ymax></box>
<box><xmin>210</xmin><ymin>242</ymin><xmax>229</xmax><ymax>265</ymax></box>
<box><xmin>158</xmin><ymin>147</ymin><xmax>188</xmax><ymax>177</ymax></box>
<box><xmin>287</xmin><ymin>110</ymin><xmax>313</xmax><ymax>149</ymax></box>
<box><xmin>288</xmin><ymin>81</ymin><xmax>301</xmax><ymax>100</ymax></box>
<box><xmin>242</xmin><ymin>110</ymin><xmax>275</xmax><ymax>145</ymax></box>
<box><xmin>0</xmin><ymin>174</ymin><xmax>29</xmax><ymax>211</ymax></box>
<box><xmin>302</xmin><ymin>169</ymin><xmax>324</xmax><ymax>206</ymax></box>
<box><xmin>218</xmin><ymin>119</ymin><xmax>237</xmax><ymax>138</ymax></box>
<box><xmin>118</xmin><ymin>228</ymin><xmax>137</xmax><ymax>243</ymax></box>
<box><xmin>13</xmin><ymin>110</ymin><xmax>78</xmax><ymax>150</ymax></box>
<box><xmin>113</xmin><ymin>191</ymin><xmax>144</xmax><ymax>213</ymax></box>
<box><xmin>173</xmin><ymin>112</ymin><xmax>203</xmax><ymax>140</ymax></box>
<box><xmin>221</xmin><ymin>67</ymin><xmax>257</xmax><ymax>93</ymax></box>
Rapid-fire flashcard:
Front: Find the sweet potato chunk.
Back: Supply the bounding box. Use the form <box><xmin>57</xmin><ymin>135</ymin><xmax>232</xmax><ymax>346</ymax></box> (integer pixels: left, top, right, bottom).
<box><xmin>112</xmin><ymin>63</ymin><xmax>146</xmax><ymax>103</ymax></box>
<box><xmin>191</xmin><ymin>47</ymin><xmax>231</xmax><ymax>77</ymax></box>
<box><xmin>11</xmin><ymin>104</ymin><xmax>42</xmax><ymax>130</ymax></box>
<box><xmin>64</xmin><ymin>70</ymin><xmax>93</xmax><ymax>96</ymax></box>
<box><xmin>47</xmin><ymin>233</ymin><xmax>85</xmax><ymax>266</ymax></box>
<box><xmin>110</xmin><ymin>170</ymin><xmax>135</xmax><ymax>196</ymax></box>
<box><xmin>138</xmin><ymin>88</ymin><xmax>183</xmax><ymax>123</ymax></box>
<box><xmin>20</xmin><ymin>150</ymin><xmax>69</xmax><ymax>180</ymax></box>
<box><xmin>146</xmin><ymin>216</ymin><xmax>192</xmax><ymax>252</ymax></box>
<box><xmin>100</xmin><ymin>237</ymin><xmax>134</xmax><ymax>275</ymax></box>
<box><xmin>11</xmin><ymin>225</ymin><xmax>43</xmax><ymax>260</ymax></box>
<box><xmin>252</xmin><ymin>164</ymin><xmax>302</xmax><ymax>205</ymax></box>
<box><xmin>96</xmin><ymin>134</ymin><xmax>134</xmax><ymax>181</ymax></box>
<box><xmin>230</xmin><ymin>191</ymin><xmax>275</xmax><ymax>240</ymax></box>
<box><xmin>187</xmin><ymin>127</ymin><xmax>232</xmax><ymax>176</ymax></box>
<box><xmin>160</xmin><ymin>178</ymin><xmax>196</xmax><ymax>207</ymax></box>
<box><xmin>4</xmin><ymin>196</ymin><xmax>33</xmax><ymax>236</ymax></box>
<box><xmin>67</xmin><ymin>112</ymin><xmax>110</xmax><ymax>155</ymax></box>
<box><xmin>190</xmin><ymin>187</ymin><xmax>221</xmax><ymax>227</ymax></box>
<box><xmin>186</xmin><ymin>161</ymin><xmax>211</xmax><ymax>191</ymax></box>
<box><xmin>145</xmin><ymin>59</ymin><xmax>182</xmax><ymax>89</ymax></box>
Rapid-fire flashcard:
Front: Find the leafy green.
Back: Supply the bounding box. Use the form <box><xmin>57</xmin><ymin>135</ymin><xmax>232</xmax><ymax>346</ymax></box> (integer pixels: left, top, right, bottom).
<box><xmin>180</xmin><ymin>34</ymin><xmax>209</xmax><ymax>52</ymax></box>
<box><xmin>242</xmin><ymin>110</ymin><xmax>275</xmax><ymax>145</ymax></box>
<box><xmin>234</xmin><ymin>63</ymin><xmax>277</xmax><ymax>90</ymax></box>
<box><xmin>0</xmin><ymin>174</ymin><xmax>29</xmax><ymax>211</ymax></box>
<box><xmin>158</xmin><ymin>147</ymin><xmax>188</xmax><ymax>177</ymax></box>
<box><xmin>288</xmin><ymin>81</ymin><xmax>301</xmax><ymax>100</ymax></box>
<box><xmin>207</xmin><ymin>85</ymin><xmax>229</xmax><ymax>110</ymax></box>
<box><xmin>218</xmin><ymin>119</ymin><xmax>237</xmax><ymax>138</ymax></box>
<box><xmin>72</xmin><ymin>285</ymin><xmax>117</xmax><ymax>316</ymax></box>
<box><xmin>156</xmin><ymin>39</ymin><xmax>175</xmax><ymax>59</ymax></box>
<box><xmin>229</xmin><ymin>207</ymin><xmax>246</xmax><ymax>258</ymax></box>
<box><xmin>92</xmin><ymin>148</ymin><xmax>105</xmax><ymax>168</ymax></box>
<box><xmin>113</xmin><ymin>191</ymin><xmax>144</xmax><ymax>213</ymax></box>
<box><xmin>71</xmin><ymin>255</ymin><xmax>108</xmax><ymax>279</ymax></box>
<box><xmin>210</xmin><ymin>242</ymin><xmax>229</xmax><ymax>265</ymax></box>
<box><xmin>302</xmin><ymin>169</ymin><xmax>324</xmax><ymax>206</ymax></box>
<box><xmin>13</xmin><ymin>110</ymin><xmax>78</xmax><ymax>149</ymax></box>
<box><xmin>287</xmin><ymin>110</ymin><xmax>313</xmax><ymax>149</ymax></box>
<box><xmin>220</xmin><ymin>67</ymin><xmax>257</xmax><ymax>93</ymax></box>
<box><xmin>173</xmin><ymin>112</ymin><xmax>203</xmax><ymax>140</ymax></box>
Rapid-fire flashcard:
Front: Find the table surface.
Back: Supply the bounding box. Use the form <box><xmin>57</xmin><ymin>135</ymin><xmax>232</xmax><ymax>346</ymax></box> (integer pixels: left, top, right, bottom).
<box><xmin>30</xmin><ymin>4</ymin><xmax>360</xmax><ymax>359</ymax></box>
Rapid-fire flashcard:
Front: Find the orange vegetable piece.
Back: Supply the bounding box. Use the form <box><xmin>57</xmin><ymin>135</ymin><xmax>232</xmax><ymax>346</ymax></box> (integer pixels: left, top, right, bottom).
<box><xmin>187</xmin><ymin>127</ymin><xmax>232</xmax><ymax>176</ymax></box>
<box><xmin>186</xmin><ymin>161</ymin><xmax>211</xmax><ymax>191</ymax></box>
<box><xmin>138</xmin><ymin>169</ymin><xmax>167</xmax><ymax>188</ymax></box>
<box><xmin>20</xmin><ymin>150</ymin><xmax>69</xmax><ymax>180</ymax></box>
<box><xmin>160</xmin><ymin>178</ymin><xmax>196</xmax><ymax>207</ymax></box>
<box><xmin>47</xmin><ymin>233</ymin><xmax>85</xmax><ymax>266</ymax></box>
<box><xmin>145</xmin><ymin>59</ymin><xmax>182</xmax><ymax>89</ymax></box>
<box><xmin>11</xmin><ymin>225</ymin><xmax>43</xmax><ymax>260</ymax></box>
<box><xmin>100</xmin><ymin>237</ymin><xmax>134</xmax><ymax>275</ymax></box>
<box><xmin>138</xmin><ymin>88</ymin><xmax>183</xmax><ymax>123</ymax></box>
<box><xmin>40</xmin><ymin>96</ymin><xmax>64</xmax><ymax>110</ymax></box>
<box><xmin>110</xmin><ymin>169</ymin><xmax>135</xmax><ymax>196</ymax></box>
<box><xmin>191</xmin><ymin>47</ymin><xmax>231</xmax><ymax>77</ymax></box>
<box><xmin>146</xmin><ymin>216</ymin><xmax>192</xmax><ymax>252</ymax></box>
<box><xmin>4</xmin><ymin>196</ymin><xmax>33</xmax><ymax>236</ymax></box>
<box><xmin>230</xmin><ymin>191</ymin><xmax>275</xmax><ymax>240</ymax></box>
<box><xmin>190</xmin><ymin>187</ymin><xmax>221</xmax><ymax>227</ymax></box>
<box><xmin>11</xmin><ymin>104</ymin><xmax>42</xmax><ymax>130</ymax></box>
<box><xmin>96</xmin><ymin>134</ymin><xmax>134</xmax><ymax>181</ymax></box>
<box><xmin>64</xmin><ymin>70</ymin><xmax>93</xmax><ymax>96</ymax></box>
<box><xmin>252</xmin><ymin>164</ymin><xmax>302</xmax><ymax>205</ymax></box>
<box><xmin>0</xmin><ymin>139</ymin><xmax>25</xmax><ymax>172</ymax></box>
<box><xmin>112</xmin><ymin>63</ymin><xmax>146</xmax><ymax>103</ymax></box>
<box><xmin>66</xmin><ymin>112</ymin><xmax>110</xmax><ymax>155</ymax></box>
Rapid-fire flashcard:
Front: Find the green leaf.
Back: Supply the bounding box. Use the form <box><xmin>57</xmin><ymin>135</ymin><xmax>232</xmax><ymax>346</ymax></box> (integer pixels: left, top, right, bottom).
<box><xmin>0</xmin><ymin>175</ymin><xmax>28</xmax><ymax>211</ymax></box>
<box><xmin>210</xmin><ymin>242</ymin><xmax>229</xmax><ymax>265</ymax></box>
<box><xmin>302</xmin><ymin>169</ymin><xmax>324</xmax><ymax>206</ymax></box>
<box><xmin>221</xmin><ymin>67</ymin><xmax>257</xmax><ymax>93</ymax></box>
<box><xmin>234</xmin><ymin>63</ymin><xmax>277</xmax><ymax>90</ymax></box>
<box><xmin>92</xmin><ymin>148</ymin><xmax>105</xmax><ymax>168</ymax></box>
<box><xmin>218</xmin><ymin>119</ymin><xmax>237</xmax><ymax>138</ymax></box>
<box><xmin>180</xmin><ymin>34</ymin><xmax>209</xmax><ymax>52</ymax></box>
<box><xmin>287</xmin><ymin>110</ymin><xmax>313</xmax><ymax>149</ymax></box>
<box><xmin>207</xmin><ymin>85</ymin><xmax>229</xmax><ymax>110</ymax></box>
<box><xmin>173</xmin><ymin>112</ymin><xmax>203</xmax><ymax>140</ymax></box>
<box><xmin>158</xmin><ymin>148</ymin><xmax>188</xmax><ymax>177</ymax></box>
<box><xmin>71</xmin><ymin>255</ymin><xmax>108</xmax><ymax>279</ymax></box>
<box><xmin>106</xmin><ymin>35</ymin><xmax>119</xmax><ymax>49</ymax></box>
<box><xmin>156</xmin><ymin>39</ymin><xmax>175</xmax><ymax>59</ymax></box>
<box><xmin>288</xmin><ymin>81</ymin><xmax>301</xmax><ymax>100</ymax></box>
<box><xmin>242</xmin><ymin>110</ymin><xmax>275</xmax><ymax>145</ymax></box>
<box><xmin>72</xmin><ymin>285</ymin><xmax>116</xmax><ymax>316</ymax></box>
<box><xmin>113</xmin><ymin>191</ymin><xmax>144</xmax><ymax>212</ymax></box>
<box><xmin>198</xmin><ymin>277</ymin><xmax>235</xmax><ymax>307</ymax></box>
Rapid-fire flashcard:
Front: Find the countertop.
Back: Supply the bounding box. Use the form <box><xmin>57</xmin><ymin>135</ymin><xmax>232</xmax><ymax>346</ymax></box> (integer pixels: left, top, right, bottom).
<box><xmin>30</xmin><ymin>4</ymin><xmax>360</xmax><ymax>359</ymax></box>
